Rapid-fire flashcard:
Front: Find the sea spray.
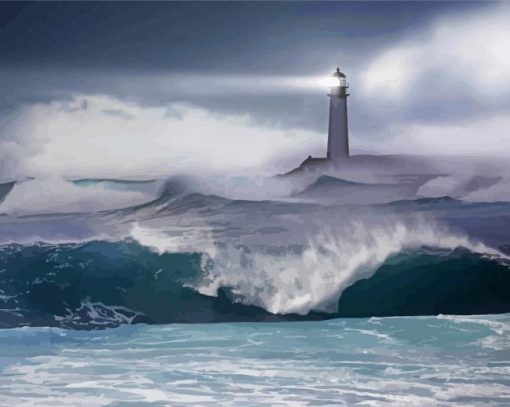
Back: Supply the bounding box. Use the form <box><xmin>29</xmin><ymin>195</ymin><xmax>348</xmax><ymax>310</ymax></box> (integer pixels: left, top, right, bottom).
<box><xmin>0</xmin><ymin>177</ymin><xmax>154</xmax><ymax>215</ymax></box>
<box><xmin>0</xmin><ymin>236</ymin><xmax>508</xmax><ymax>328</ymax></box>
<box><xmin>131</xmin><ymin>218</ymin><xmax>502</xmax><ymax>316</ymax></box>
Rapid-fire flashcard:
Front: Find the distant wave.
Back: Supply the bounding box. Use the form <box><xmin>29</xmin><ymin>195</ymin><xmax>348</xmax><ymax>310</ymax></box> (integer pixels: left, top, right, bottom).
<box><xmin>0</xmin><ymin>177</ymin><xmax>158</xmax><ymax>215</ymax></box>
<box><xmin>417</xmin><ymin>174</ymin><xmax>510</xmax><ymax>203</ymax></box>
<box><xmin>3</xmin><ymin>171</ymin><xmax>510</xmax><ymax>218</ymax></box>
<box><xmin>0</xmin><ymin>221</ymin><xmax>508</xmax><ymax>329</ymax></box>
<box><xmin>0</xmin><ymin>174</ymin><xmax>246</xmax><ymax>216</ymax></box>
<box><xmin>0</xmin><ymin>181</ymin><xmax>15</xmax><ymax>203</ymax></box>
<box><xmin>291</xmin><ymin>174</ymin><xmax>420</xmax><ymax>205</ymax></box>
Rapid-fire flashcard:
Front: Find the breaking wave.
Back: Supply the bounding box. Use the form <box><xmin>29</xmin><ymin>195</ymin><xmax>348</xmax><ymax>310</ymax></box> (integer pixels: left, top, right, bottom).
<box><xmin>180</xmin><ymin>222</ymin><xmax>503</xmax><ymax>315</ymax></box>
<box><xmin>0</xmin><ymin>177</ymin><xmax>157</xmax><ymax>215</ymax></box>
<box><xmin>0</xmin><ymin>221</ymin><xmax>508</xmax><ymax>329</ymax></box>
<box><xmin>417</xmin><ymin>174</ymin><xmax>510</xmax><ymax>203</ymax></box>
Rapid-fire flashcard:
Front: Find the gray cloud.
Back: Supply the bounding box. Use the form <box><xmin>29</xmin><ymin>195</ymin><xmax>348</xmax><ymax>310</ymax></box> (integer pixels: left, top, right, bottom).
<box><xmin>0</xmin><ymin>1</ymin><xmax>508</xmax><ymax>179</ymax></box>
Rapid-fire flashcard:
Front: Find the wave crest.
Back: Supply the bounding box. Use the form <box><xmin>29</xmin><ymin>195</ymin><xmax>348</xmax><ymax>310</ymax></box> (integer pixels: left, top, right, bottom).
<box><xmin>187</xmin><ymin>220</ymin><xmax>499</xmax><ymax>315</ymax></box>
<box><xmin>0</xmin><ymin>229</ymin><xmax>508</xmax><ymax>329</ymax></box>
<box><xmin>0</xmin><ymin>177</ymin><xmax>155</xmax><ymax>215</ymax></box>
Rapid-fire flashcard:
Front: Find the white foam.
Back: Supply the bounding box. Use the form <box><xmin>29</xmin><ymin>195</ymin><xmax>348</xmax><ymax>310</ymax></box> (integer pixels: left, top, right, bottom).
<box><xmin>463</xmin><ymin>177</ymin><xmax>510</xmax><ymax>202</ymax></box>
<box><xmin>0</xmin><ymin>177</ymin><xmax>153</xmax><ymax>215</ymax></box>
<box><xmin>417</xmin><ymin>173</ymin><xmax>510</xmax><ymax>203</ymax></box>
<box><xmin>131</xmin><ymin>218</ymin><xmax>501</xmax><ymax>316</ymax></box>
<box><xmin>130</xmin><ymin>223</ymin><xmax>217</xmax><ymax>258</ymax></box>
<box><xmin>200</xmin><ymin>221</ymin><xmax>497</xmax><ymax>315</ymax></box>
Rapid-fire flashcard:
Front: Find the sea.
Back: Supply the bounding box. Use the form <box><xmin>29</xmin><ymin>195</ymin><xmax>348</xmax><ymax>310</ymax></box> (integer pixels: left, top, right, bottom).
<box><xmin>0</xmin><ymin>169</ymin><xmax>509</xmax><ymax>405</ymax></box>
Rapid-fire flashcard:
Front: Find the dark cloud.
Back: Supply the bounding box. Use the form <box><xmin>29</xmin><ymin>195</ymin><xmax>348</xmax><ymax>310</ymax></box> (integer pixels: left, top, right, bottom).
<box><xmin>1</xmin><ymin>2</ymin><xmax>473</xmax><ymax>72</ymax></box>
<box><xmin>0</xmin><ymin>1</ymin><xmax>505</xmax><ymax>156</ymax></box>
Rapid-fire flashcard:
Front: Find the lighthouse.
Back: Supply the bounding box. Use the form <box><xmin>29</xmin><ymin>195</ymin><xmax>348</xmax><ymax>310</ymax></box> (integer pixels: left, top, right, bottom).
<box><xmin>326</xmin><ymin>68</ymin><xmax>349</xmax><ymax>162</ymax></box>
<box><xmin>285</xmin><ymin>67</ymin><xmax>352</xmax><ymax>175</ymax></box>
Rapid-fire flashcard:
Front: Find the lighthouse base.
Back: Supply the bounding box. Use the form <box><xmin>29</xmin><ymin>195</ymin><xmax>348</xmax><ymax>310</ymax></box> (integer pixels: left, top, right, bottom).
<box><xmin>281</xmin><ymin>155</ymin><xmax>350</xmax><ymax>176</ymax></box>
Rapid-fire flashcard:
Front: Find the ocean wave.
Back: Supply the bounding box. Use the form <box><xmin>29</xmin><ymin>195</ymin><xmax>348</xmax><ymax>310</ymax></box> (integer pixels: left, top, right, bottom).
<box><xmin>0</xmin><ymin>177</ymin><xmax>156</xmax><ymax>215</ymax></box>
<box><xmin>0</xmin><ymin>181</ymin><xmax>15</xmax><ymax>203</ymax></box>
<box><xmin>186</xmin><ymin>221</ymin><xmax>503</xmax><ymax>315</ymax></box>
<box><xmin>417</xmin><ymin>174</ymin><xmax>510</xmax><ymax>203</ymax></box>
<box><xmin>3</xmin><ymin>171</ymin><xmax>510</xmax><ymax>220</ymax></box>
<box><xmin>0</xmin><ymin>221</ymin><xmax>508</xmax><ymax>329</ymax></box>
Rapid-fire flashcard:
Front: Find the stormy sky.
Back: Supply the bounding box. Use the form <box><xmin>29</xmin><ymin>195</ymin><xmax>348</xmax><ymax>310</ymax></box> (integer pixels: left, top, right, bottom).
<box><xmin>0</xmin><ymin>1</ymin><xmax>509</xmax><ymax>179</ymax></box>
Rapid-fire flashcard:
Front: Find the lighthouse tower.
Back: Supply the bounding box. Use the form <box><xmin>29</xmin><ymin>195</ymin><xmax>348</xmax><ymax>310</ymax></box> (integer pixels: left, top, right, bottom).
<box><xmin>327</xmin><ymin>68</ymin><xmax>349</xmax><ymax>162</ymax></box>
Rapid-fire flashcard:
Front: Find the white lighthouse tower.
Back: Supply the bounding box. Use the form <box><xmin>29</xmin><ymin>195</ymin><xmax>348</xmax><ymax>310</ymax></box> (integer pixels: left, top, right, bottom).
<box><xmin>286</xmin><ymin>67</ymin><xmax>351</xmax><ymax>175</ymax></box>
<box><xmin>327</xmin><ymin>67</ymin><xmax>349</xmax><ymax>162</ymax></box>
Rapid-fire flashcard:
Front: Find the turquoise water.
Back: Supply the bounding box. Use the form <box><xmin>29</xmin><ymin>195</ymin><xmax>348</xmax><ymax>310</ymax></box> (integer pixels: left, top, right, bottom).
<box><xmin>1</xmin><ymin>178</ymin><xmax>510</xmax><ymax>405</ymax></box>
<box><xmin>1</xmin><ymin>314</ymin><xmax>509</xmax><ymax>406</ymax></box>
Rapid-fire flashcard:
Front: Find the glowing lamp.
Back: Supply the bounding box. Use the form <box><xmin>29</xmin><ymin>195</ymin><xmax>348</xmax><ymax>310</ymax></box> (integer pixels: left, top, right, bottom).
<box><xmin>326</xmin><ymin>67</ymin><xmax>348</xmax><ymax>95</ymax></box>
<box><xmin>322</xmin><ymin>76</ymin><xmax>341</xmax><ymax>88</ymax></box>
